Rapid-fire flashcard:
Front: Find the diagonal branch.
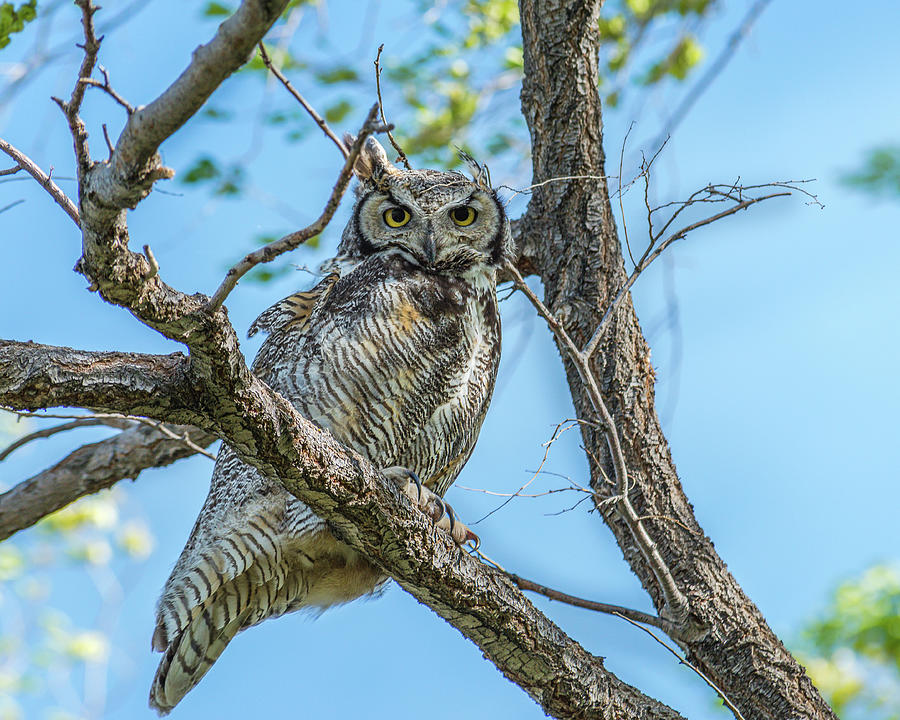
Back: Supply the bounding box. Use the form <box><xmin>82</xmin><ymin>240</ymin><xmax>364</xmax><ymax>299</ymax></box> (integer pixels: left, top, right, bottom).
<box><xmin>0</xmin><ymin>420</ymin><xmax>216</xmax><ymax>542</ymax></box>
<box><xmin>258</xmin><ymin>43</ymin><xmax>347</xmax><ymax>159</ymax></box>
<box><xmin>0</xmin><ymin>137</ymin><xmax>80</xmax><ymax>225</ymax></box>
<box><xmin>0</xmin><ymin>340</ymin><xmax>685</xmax><ymax>720</ymax></box>
<box><xmin>206</xmin><ymin>105</ymin><xmax>388</xmax><ymax>310</ymax></box>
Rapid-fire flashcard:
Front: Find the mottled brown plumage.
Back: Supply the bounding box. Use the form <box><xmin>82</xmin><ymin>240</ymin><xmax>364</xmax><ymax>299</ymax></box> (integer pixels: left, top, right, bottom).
<box><xmin>149</xmin><ymin>138</ymin><xmax>511</xmax><ymax>713</ymax></box>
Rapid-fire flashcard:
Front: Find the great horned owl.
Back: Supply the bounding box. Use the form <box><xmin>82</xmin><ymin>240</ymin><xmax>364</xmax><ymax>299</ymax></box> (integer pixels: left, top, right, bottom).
<box><xmin>148</xmin><ymin>138</ymin><xmax>512</xmax><ymax>713</ymax></box>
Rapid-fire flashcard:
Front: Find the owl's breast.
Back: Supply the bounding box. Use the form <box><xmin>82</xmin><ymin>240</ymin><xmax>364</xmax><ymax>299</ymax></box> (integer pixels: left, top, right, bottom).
<box><xmin>262</xmin><ymin>254</ymin><xmax>500</xmax><ymax>487</ymax></box>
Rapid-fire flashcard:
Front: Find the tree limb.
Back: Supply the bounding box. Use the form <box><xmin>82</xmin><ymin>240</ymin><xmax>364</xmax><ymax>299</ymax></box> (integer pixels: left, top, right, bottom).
<box><xmin>0</xmin><ymin>340</ymin><xmax>685</xmax><ymax>720</ymax></box>
<box><xmin>0</xmin><ymin>137</ymin><xmax>80</xmax><ymax>225</ymax></box>
<box><xmin>518</xmin><ymin>0</ymin><xmax>835</xmax><ymax>717</ymax></box>
<box><xmin>0</xmin><ymin>420</ymin><xmax>216</xmax><ymax>542</ymax></box>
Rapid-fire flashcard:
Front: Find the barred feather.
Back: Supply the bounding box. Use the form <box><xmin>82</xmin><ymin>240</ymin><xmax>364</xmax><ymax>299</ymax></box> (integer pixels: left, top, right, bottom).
<box><xmin>150</xmin><ymin>142</ymin><xmax>509</xmax><ymax>712</ymax></box>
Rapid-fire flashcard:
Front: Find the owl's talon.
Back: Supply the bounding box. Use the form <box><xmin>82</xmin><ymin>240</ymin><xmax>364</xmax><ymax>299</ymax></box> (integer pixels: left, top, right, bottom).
<box><xmin>405</xmin><ymin>469</ymin><xmax>423</xmax><ymax>503</ymax></box>
<box><xmin>445</xmin><ymin>504</ymin><xmax>457</xmax><ymax>534</ymax></box>
<box><xmin>381</xmin><ymin>466</ymin><xmax>478</xmax><ymax>548</ymax></box>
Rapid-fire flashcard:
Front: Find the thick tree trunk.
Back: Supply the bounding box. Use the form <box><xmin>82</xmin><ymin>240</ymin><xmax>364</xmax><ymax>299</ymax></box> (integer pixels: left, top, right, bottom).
<box><xmin>517</xmin><ymin>1</ymin><xmax>834</xmax><ymax>718</ymax></box>
<box><xmin>0</xmin><ymin>0</ymin><xmax>838</xmax><ymax>717</ymax></box>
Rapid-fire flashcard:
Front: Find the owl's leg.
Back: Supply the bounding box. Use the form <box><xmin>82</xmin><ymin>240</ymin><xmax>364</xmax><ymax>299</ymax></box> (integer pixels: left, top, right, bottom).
<box><xmin>381</xmin><ymin>467</ymin><xmax>479</xmax><ymax>550</ymax></box>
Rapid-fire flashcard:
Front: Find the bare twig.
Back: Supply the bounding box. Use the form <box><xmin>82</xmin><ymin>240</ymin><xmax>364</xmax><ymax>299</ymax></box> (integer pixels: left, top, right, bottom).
<box><xmin>0</xmin><ymin>199</ymin><xmax>25</xmax><ymax>214</ymax></box>
<box><xmin>511</xmin><ymin>575</ymin><xmax>674</xmax><ymax>633</ymax></box>
<box><xmin>612</xmin><ymin>612</ymin><xmax>747</xmax><ymax>720</ymax></box>
<box><xmin>582</xmin><ymin>182</ymin><xmax>797</xmax><ymax>361</ymax></box>
<box><xmin>206</xmin><ymin>104</ymin><xmax>390</xmax><ymax>310</ymax></box>
<box><xmin>53</xmin><ymin>0</ymin><xmax>102</xmax><ymax>174</ymax></box>
<box><xmin>0</xmin><ymin>138</ymin><xmax>80</xmax><ymax>225</ymax></box>
<box><xmin>79</xmin><ymin>64</ymin><xmax>135</xmax><ymax>114</ymax></box>
<box><xmin>101</xmin><ymin>123</ymin><xmax>114</xmax><ymax>158</ymax></box>
<box><xmin>0</xmin><ymin>165</ymin><xmax>22</xmax><ymax>176</ymax></box>
<box><xmin>374</xmin><ymin>44</ymin><xmax>411</xmax><ymax>169</ymax></box>
<box><xmin>0</xmin><ymin>417</ymin><xmax>135</xmax><ymax>462</ymax></box>
<box><xmin>471</xmin><ymin>419</ymin><xmax>584</xmax><ymax>524</ymax></box>
<box><xmin>505</xmin><ymin>263</ymin><xmax>692</xmax><ymax>629</ymax></box>
<box><xmin>258</xmin><ymin>43</ymin><xmax>348</xmax><ymax>159</ymax></box>
<box><xmin>498</xmin><ymin>175</ymin><xmax>613</xmax><ymax>205</ymax></box>
<box><xmin>4</xmin><ymin>409</ymin><xmax>217</xmax><ymax>461</ymax></box>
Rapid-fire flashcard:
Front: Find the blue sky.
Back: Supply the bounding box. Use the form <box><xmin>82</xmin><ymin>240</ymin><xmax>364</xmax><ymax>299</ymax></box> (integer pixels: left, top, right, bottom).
<box><xmin>2</xmin><ymin>1</ymin><xmax>899</xmax><ymax>718</ymax></box>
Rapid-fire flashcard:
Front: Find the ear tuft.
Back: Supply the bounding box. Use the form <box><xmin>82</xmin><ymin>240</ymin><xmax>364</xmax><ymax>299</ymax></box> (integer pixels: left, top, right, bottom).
<box><xmin>457</xmin><ymin>148</ymin><xmax>492</xmax><ymax>191</ymax></box>
<box><xmin>345</xmin><ymin>135</ymin><xmax>400</xmax><ymax>181</ymax></box>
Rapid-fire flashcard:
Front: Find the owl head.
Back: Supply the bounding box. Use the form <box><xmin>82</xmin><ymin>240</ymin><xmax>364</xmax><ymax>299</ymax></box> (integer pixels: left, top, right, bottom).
<box><xmin>336</xmin><ymin>137</ymin><xmax>513</xmax><ymax>275</ymax></box>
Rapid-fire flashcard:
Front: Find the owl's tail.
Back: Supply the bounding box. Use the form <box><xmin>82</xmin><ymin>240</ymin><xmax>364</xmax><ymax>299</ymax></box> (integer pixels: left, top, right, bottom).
<box><xmin>149</xmin><ymin>562</ymin><xmax>306</xmax><ymax>715</ymax></box>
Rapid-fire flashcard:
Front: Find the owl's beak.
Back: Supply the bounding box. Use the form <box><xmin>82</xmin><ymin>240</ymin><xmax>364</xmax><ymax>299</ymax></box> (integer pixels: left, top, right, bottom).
<box><xmin>422</xmin><ymin>225</ymin><xmax>436</xmax><ymax>264</ymax></box>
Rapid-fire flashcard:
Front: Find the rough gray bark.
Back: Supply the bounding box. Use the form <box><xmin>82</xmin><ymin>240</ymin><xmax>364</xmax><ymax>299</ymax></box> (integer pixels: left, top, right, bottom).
<box><xmin>0</xmin><ymin>337</ymin><xmax>684</xmax><ymax>720</ymax></box>
<box><xmin>0</xmin><ymin>419</ymin><xmax>216</xmax><ymax>542</ymax></box>
<box><xmin>0</xmin><ymin>0</ymin><xmax>836</xmax><ymax>717</ymax></box>
<box><xmin>517</xmin><ymin>1</ymin><xmax>835</xmax><ymax>718</ymax></box>
<box><xmin>0</xmin><ymin>0</ymin><xmax>693</xmax><ymax>716</ymax></box>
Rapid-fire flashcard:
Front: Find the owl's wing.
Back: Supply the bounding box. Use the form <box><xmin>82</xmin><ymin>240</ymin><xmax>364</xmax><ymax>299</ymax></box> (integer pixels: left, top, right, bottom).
<box><xmin>149</xmin><ymin>448</ymin><xmax>321</xmax><ymax>714</ymax></box>
<box><xmin>247</xmin><ymin>270</ymin><xmax>339</xmax><ymax>338</ymax></box>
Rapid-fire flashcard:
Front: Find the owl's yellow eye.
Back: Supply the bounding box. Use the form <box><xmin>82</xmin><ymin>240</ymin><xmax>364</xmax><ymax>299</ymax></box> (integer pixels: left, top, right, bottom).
<box><xmin>383</xmin><ymin>207</ymin><xmax>411</xmax><ymax>228</ymax></box>
<box><xmin>450</xmin><ymin>206</ymin><xmax>477</xmax><ymax>226</ymax></box>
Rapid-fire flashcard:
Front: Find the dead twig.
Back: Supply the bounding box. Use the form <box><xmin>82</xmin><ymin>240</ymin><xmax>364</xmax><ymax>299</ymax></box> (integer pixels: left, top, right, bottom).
<box><xmin>206</xmin><ymin>104</ymin><xmax>391</xmax><ymax>311</ymax></box>
<box><xmin>0</xmin><ymin>417</ymin><xmax>135</xmax><ymax>462</ymax></box>
<box><xmin>505</xmin><ymin>263</ymin><xmax>692</xmax><ymax>629</ymax></box>
<box><xmin>373</xmin><ymin>44</ymin><xmax>411</xmax><ymax>169</ymax></box>
<box><xmin>0</xmin><ymin>138</ymin><xmax>80</xmax><ymax>225</ymax></box>
<box><xmin>3</xmin><ymin>409</ymin><xmax>217</xmax><ymax>461</ymax></box>
<box><xmin>258</xmin><ymin>43</ymin><xmax>348</xmax><ymax>159</ymax></box>
<box><xmin>511</xmin><ymin>575</ymin><xmax>675</xmax><ymax>633</ymax></box>
<box><xmin>612</xmin><ymin>612</ymin><xmax>747</xmax><ymax>720</ymax></box>
<box><xmin>582</xmin><ymin>178</ymin><xmax>805</xmax><ymax>361</ymax></box>
<box><xmin>52</xmin><ymin>0</ymin><xmax>102</xmax><ymax>174</ymax></box>
<box><xmin>470</xmin><ymin>419</ymin><xmax>584</xmax><ymax>524</ymax></box>
<box><xmin>78</xmin><ymin>64</ymin><xmax>135</xmax><ymax>114</ymax></box>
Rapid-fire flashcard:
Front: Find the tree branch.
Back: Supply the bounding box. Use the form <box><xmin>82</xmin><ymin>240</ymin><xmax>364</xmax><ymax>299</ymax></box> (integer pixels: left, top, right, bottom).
<box><xmin>0</xmin><ymin>341</ymin><xmax>195</xmax><ymax>417</ymax></box>
<box><xmin>0</xmin><ymin>342</ymin><xmax>685</xmax><ymax>720</ymax></box>
<box><xmin>0</xmin><ymin>420</ymin><xmax>216</xmax><ymax>542</ymax></box>
<box><xmin>0</xmin><ymin>137</ymin><xmax>80</xmax><ymax>225</ymax></box>
<box><xmin>206</xmin><ymin>104</ymin><xmax>388</xmax><ymax>310</ymax></box>
<box><xmin>518</xmin><ymin>0</ymin><xmax>836</xmax><ymax>717</ymax></box>
<box><xmin>258</xmin><ymin>42</ymin><xmax>347</xmax><ymax>159</ymax></box>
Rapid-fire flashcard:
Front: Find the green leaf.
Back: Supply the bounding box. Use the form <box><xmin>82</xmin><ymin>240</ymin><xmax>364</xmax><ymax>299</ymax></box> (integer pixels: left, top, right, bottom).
<box><xmin>324</xmin><ymin>100</ymin><xmax>353</xmax><ymax>124</ymax></box>
<box><xmin>0</xmin><ymin>0</ymin><xmax>37</xmax><ymax>51</ymax></box>
<box><xmin>203</xmin><ymin>0</ymin><xmax>234</xmax><ymax>17</ymax></box>
<box><xmin>315</xmin><ymin>66</ymin><xmax>359</xmax><ymax>84</ymax></box>
<box><xmin>842</xmin><ymin>146</ymin><xmax>900</xmax><ymax>197</ymax></box>
<box><xmin>202</xmin><ymin>106</ymin><xmax>233</xmax><ymax>120</ymax></box>
<box><xmin>181</xmin><ymin>157</ymin><xmax>220</xmax><ymax>184</ymax></box>
<box><xmin>202</xmin><ymin>1</ymin><xmax>232</xmax><ymax>17</ymax></box>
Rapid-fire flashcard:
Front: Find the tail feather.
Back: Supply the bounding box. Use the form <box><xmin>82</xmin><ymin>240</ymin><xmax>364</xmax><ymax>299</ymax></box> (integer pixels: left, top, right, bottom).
<box><xmin>150</xmin><ymin>562</ymin><xmax>303</xmax><ymax>715</ymax></box>
<box><xmin>153</xmin><ymin>516</ymin><xmax>285</xmax><ymax>651</ymax></box>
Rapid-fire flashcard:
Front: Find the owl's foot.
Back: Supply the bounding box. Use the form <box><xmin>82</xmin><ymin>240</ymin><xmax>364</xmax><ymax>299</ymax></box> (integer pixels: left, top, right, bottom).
<box><xmin>382</xmin><ymin>467</ymin><xmax>480</xmax><ymax>550</ymax></box>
